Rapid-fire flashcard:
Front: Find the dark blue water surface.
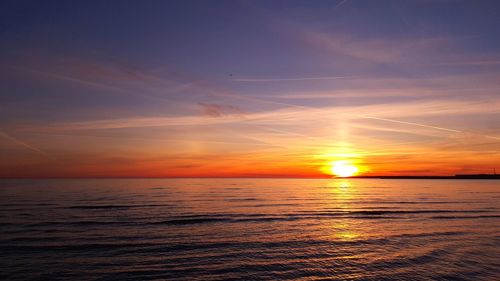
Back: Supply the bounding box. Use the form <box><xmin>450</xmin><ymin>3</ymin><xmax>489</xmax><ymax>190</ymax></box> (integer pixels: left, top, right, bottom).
<box><xmin>0</xmin><ymin>179</ymin><xmax>499</xmax><ymax>280</ymax></box>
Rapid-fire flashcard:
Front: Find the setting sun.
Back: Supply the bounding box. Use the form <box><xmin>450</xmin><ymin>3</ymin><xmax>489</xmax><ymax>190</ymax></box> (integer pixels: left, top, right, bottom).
<box><xmin>330</xmin><ymin>161</ymin><xmax>359</xmax><ymax>177</ymax></box>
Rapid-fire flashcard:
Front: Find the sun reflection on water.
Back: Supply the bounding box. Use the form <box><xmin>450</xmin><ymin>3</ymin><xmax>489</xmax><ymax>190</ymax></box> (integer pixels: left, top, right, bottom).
<box><xmin>336</xmin><ymin>228</ymin><xmax>360</xmax><ymax>241</ymax></box>
<box><xmin>322</xmin><ymin>179</ymin><xmax>362</xmax><ymax>241</ymax></box>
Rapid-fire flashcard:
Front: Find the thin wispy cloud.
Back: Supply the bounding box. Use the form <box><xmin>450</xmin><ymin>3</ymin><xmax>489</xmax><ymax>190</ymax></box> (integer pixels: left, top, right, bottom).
<box><xmin>199</xmin><ymin>103</ymin><xmax>246</xmax><ymax>117</ymax></box>
<box><xmin>12</xmin><ymin>66</ymin><xmax>127</xmax><ymax>93</ymax></box>
<box><xmin>333</xmin><ymin>0</ymin><xmax>348</xmax><ymax>10</ymax></box>
<box><xmin>356</xmin><ymin>115</ymin><xmax>461</xmax><ymax>133</ymax></box>
<box><xmin>300</xmin><ymin>30</ymin><xmax>453</xmax><ymax>63</ymax></box>
<box><xmin>28</xmin><ymin>96</ymin><xmax>500</xmax><ymax>144</ymax></box>
<box><xmin>230</xmin><ymin>76</ymin><xmax>349</xmax><ymax>82</ymax></box>
<box><xmin>4</xmin><ymin>52</ymin><xmax>204</xmax><ymax>104</ymax></box>
<box><xmin>432</xmin><ymin>60</ymin><xmax>500</xmax><ymax>66</ymax></box>
<box><xmin>0</xmin><ymin>131</ymin><xmax>46</xmax><ymax>155</ymax></box>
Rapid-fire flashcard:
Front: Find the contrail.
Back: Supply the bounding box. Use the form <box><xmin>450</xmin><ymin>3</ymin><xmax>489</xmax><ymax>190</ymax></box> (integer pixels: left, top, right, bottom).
<box><xmin>32</xmin><ymin>132</ymin><xmax>277</xmax><ymax>147</ymax></box>
<box><xmin>485</xmin><ymin>135</ymin><xmax>500</xmax><ymax>141</ymax></box>
<box><xmin>8</xmin><ymin>65</ymin><xmax>183</xmax><ymax>103</ymax></box>
<box><xmin>249</xmin><ymin>124</ymin><xmax>331</xmax><ymax>142</ymax></box>
<box><xmin>11</xmin><ymin>66</ymin><xmax>126</xmax><ymax>93</ymax></box>
<box><xmin>353</xmin><ymin>115</ymin><xmax>500</xmax><ymax>141</ymax></box>
<box><xmin>0</xmin><ymin>131</ymin><xmax>46</xmax><ymax>155</ymax></box>
<box><xmin>235</xmin><ymin>133</ymin><xmax>289</xmax><ymax>149</ymax></box>
<box><xmin>432</xmin><ymin>60</ymin><xmax>500</xmax><ymax>66</ymax></box>
<box><xmin>230</xmin><ymin>76</ymin><xmax>349</xmax><ymax>82</ymax></box>
<box><xmin>334</xmin><ymin>0</ymin><xmax>348</xmax><ymax>10</ymax></box>
<box><xmin>209</xmin><ymin>89</ymin><xmax>310</xmax><ymax>110</ymax></box>
<box><xmin>354</xmin><ymin>115</ymin><xmax>462</xmax><ymax>133</ymax></box>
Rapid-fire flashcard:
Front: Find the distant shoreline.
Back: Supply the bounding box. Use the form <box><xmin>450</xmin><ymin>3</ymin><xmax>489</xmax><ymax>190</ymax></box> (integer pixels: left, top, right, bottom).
<box><xmin>353</xmin><ymin>175</ymin><xmax>500</xmax><ymax>180</ymax></box>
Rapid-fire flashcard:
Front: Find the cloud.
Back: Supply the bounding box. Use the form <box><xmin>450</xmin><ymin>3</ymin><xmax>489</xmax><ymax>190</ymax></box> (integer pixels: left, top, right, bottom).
<box><xmin>301</xmin><ymin>30</ymin><xmax>452</xmax><ymax>63</ymax></box>
<box><xmin>268</xmin><ymin>15</ymin><xmax>456</xmax><ymax>65</ymax></box>
<box><xmin>199</xmin><ymin>103</ymin><xmax>246</xmax><ymax>117</ymax></box>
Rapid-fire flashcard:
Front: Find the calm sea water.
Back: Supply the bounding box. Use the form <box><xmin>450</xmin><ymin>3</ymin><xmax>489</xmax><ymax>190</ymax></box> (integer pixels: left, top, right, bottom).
<box><xmin>0</xmin><ymin>179</ymin><xmax>499</xmax><ymax>280</ymax></box>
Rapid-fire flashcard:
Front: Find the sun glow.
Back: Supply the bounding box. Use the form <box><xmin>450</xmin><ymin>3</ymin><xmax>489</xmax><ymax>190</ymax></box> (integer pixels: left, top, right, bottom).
<box><xmin>330</xmin><ymin>160</ymin><xmax>359</xmax><ymax>177</ymax></box>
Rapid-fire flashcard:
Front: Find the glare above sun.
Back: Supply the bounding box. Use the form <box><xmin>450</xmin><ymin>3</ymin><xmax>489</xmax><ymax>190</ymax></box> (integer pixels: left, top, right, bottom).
<box><xmin>330</xmin><ymin>160</ymin><xmax>359</xmax><ymax>177</ymax></box>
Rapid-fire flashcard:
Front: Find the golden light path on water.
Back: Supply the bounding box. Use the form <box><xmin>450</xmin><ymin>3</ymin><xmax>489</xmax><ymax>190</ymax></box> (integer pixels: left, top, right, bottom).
<box><xmin>328</xmin><ymin>180</ymin><xmax>361</xmax><ymax>241</ymax></box>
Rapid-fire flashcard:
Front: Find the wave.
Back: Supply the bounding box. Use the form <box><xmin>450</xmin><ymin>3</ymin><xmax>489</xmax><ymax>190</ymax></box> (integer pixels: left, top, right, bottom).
<box><xmin>243</xmin><ymin>203</ymin><xmax>299</xmax><ymax>207</ymax></box>
<box><xmin>152</xmin><ymin>218</ymin><xmax>231</xmax><ymax>225</ymax></box>
<box><xmin>143</xmin><ymin>210</ymin><xmax>498</xmax><ymax>225</ymax></box>
<box><xmin>0</xmin><ymin>203</ymin><xmax>56</xmax><ymax>207</ymax></box>
<box><xmin>335</xmin><ymin>209</ymin><xmax>491</xmax><ymax>215</ymax></box>
<box><xmin>224</xmin><ymin>198</ymin><xmax>261</xmax><ymax>202</ymax></box>
<box><xmin>27</xmin><ymin>221</ymin><xmax>126</xmax><ymax>227</ymax></box>
<box><xmin>0</xmin><ymin>231</ymin><xmax>468</xmax><ymax>254</ymax></box>
<box><xmin>431</xmin><ymin>215</ymin><xmax>500</xmax><ymax>219</ymax></box>
<box><xmin>65</xmin><ymin>204</ymin><xmax>173</xmax><ymax>209</ymax></box>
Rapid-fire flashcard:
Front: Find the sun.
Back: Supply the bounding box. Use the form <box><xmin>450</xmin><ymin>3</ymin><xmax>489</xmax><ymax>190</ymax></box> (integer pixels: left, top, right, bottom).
<box><xmin>330</xmin><ymin>160</ymin><xmax>359</xmax><ymax>177</ymax></box>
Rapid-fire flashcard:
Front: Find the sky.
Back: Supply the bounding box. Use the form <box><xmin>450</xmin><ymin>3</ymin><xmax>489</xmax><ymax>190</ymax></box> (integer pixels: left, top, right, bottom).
<box><xmin>1</xmin><ymin>0</ymin><xmax>500</xmax><ymax>178</ymax></box>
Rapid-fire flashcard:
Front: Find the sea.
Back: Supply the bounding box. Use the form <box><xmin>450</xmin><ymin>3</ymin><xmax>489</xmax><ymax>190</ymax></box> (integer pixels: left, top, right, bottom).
<box><xmin>0</xmin><ymin>178</ymin><xmax>499</xmax><ymax>280</ymax></box>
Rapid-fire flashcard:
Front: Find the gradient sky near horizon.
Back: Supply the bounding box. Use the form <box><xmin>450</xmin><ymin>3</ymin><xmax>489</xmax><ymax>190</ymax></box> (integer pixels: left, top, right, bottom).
<box><xmin>1</xmin><ymin>0</ymin><xmax>500</xmax><ymax>177</ymax></box>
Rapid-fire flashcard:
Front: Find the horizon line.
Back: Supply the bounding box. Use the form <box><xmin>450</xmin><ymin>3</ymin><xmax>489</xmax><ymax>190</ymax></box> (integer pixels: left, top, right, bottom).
<box><xmin>1</xmin><ymin>174</ymin><xmax>499</xmax><ymax>180</ymax></box>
